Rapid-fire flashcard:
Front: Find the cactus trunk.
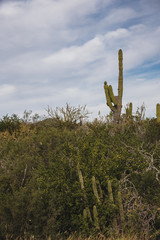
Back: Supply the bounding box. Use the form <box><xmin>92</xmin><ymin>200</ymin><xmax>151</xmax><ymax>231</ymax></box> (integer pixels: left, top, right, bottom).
<box><xmin>118</xmin><ymin>49</ymin><xmax>123</xmax><ymax>109</ymax></box>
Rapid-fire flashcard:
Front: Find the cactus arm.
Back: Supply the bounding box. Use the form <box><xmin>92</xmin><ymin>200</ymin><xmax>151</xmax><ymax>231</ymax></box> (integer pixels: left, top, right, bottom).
<box><xmin>156</xmin><ymin>104</ymin><xmax>160</xmax><ymax>123</ymax></box>
<box><xmin>108</xmin><ymin>85</ymin><xmax>117</xmax><ymax>105</ymax></box>
<box><xmin>104</xmin><ymin>82</ymin><xmax>115</xmax><ymax>111</ymax></box>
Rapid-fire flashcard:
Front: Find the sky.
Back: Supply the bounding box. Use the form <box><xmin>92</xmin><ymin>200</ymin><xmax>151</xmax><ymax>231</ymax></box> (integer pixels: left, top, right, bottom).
<box><xmin>0</xmin><ymin>0</ymin><xmax>160</xmax><ymax>120</ymax></box>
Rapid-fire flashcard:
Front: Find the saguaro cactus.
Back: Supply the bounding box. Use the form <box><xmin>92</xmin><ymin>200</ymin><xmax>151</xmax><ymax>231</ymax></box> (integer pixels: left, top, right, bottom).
<box><xmin>156</xmin><ymin>104</ymin><xmax>160</xmax><ymax>123</ymax></box>
<box><xmin>104</xmin><ymin>49</ymin><xmax>123</xmax><ymax>123</ymax></box>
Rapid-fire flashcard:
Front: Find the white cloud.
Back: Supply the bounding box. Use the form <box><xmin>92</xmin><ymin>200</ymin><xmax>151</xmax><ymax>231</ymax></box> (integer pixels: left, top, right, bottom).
<box><xmin>43</xmin><ymin>36</ymin><xmax>104</xmax><ymax>67</ymax></box>
<box><xmin>105</xmin><ymin>28</ymin><xmax>130</xmax><ymax>40</ymax></box>
<box><xmin>0</xmin><ymin>0</ymin><xmax>160</xmax><ymax>119</ymax></box>
<box><xmin>124</xmin><ymin>26</ymin><xmax>160</xmax><ymax>70</ymax></box>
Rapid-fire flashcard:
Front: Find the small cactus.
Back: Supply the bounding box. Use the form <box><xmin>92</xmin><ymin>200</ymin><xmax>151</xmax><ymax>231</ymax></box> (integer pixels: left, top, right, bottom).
<box><xmin>108</xmin><ymin>179</ymin><xmax>114</xmax><ymax>202</ymax></box>
<box><xmin>107</xmin><ymin>179</ymin><xmax>117</xmax><ymax>229</ymax></box>
<box><xmin>77</xmin><ymin>163</ymin><xmax>85</xmax><ymax>191</ymax></box>
<box><xmin>77</xmin><ymin>163</ymin><xmax>92</xmax><ymax>222</ymax></box>
<box><xmin>126</xmin><ymin>102</ymin><xmax>133</xmax><ymax>117</ymax></box>
<box><xmin>117</xmin><ymin>185</ymin><xmax>125</xmax><ymax>226</ymax></box>
<box><xmin>92</xmin><ymin>176</ymin><xmax>101</xmax><ymax>204</ymax></box>
<box><xmin>156</xmin><ymin>104</ymin><xmax>160</xmax><ymax>123</ymax></box>
<box><xmin>104</xmin><ymin>49</ymin><xmax>123</xmax><ymax>123</ymax></box>
<box><xmin>93</xmin><ymin>205</ymin><xmax>100</xmax><ymax>229</ymax></box>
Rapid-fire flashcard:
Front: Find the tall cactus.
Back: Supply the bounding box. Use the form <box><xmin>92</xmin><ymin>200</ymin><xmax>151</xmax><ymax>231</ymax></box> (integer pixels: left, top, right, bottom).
<box><xmin>104</xmin><ymin>49</ymin><xmax>123</xmax><ymax>123</ymax></box>
<box><xmin>156</xmin><ymin>104</ymin><xmax>160</xmax><ymax>123</ymax></box>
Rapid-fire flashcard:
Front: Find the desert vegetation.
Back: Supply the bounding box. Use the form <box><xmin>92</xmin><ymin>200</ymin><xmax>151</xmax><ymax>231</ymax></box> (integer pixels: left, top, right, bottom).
<box><xmin>0</xmin><ymin>104</ymin><xmax>160</xmax><ymax>240</ymax></box>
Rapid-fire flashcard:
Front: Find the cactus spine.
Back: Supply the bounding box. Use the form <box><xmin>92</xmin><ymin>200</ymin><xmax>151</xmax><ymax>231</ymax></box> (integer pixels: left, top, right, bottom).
<box><xmin>104</xmin><ymin>49</ymin><xmax>123</xmax><ymax>123</ymax></box>
<box><xmin>156</xmin><ymin>104</ymin><xmax>160</xmax><ymax>123</ymax></box>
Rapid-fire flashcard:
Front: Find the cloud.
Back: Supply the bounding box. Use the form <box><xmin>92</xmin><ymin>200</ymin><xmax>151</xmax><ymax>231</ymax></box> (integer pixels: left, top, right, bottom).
<box><xmin>0</xmin><ymin>0</ymin><xmax>111</xmax><ymax>47</ymax></box>
<box><xmin>43</xmin><ymin>36</ymin><xmax>104</xmax><ymax>67</ymax></box>
<box><xmin>124</xmin><ymin>26</ymin><xmax>160</xmax><ymax>70</ymax></box>
<box><xmin>0</xmin><ymin>0</ymin><xmax>160</xmax><ymax>119</ymax></box>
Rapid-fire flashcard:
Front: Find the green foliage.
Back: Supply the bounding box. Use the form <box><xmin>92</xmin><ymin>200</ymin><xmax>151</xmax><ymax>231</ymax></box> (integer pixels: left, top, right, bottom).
<box><xmin>0</xmin><ymin>114</ymin><xmax>21</xmax><ymax>134</ymax></box>
<box><xmin>0</xmin><ymin>105</ymin><xmax>160</xmax><ymax>239</ymax></box>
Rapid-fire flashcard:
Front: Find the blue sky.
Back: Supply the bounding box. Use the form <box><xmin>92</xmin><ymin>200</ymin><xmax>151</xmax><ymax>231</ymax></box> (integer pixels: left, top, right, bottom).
<box><xmin>0</xmin><ymin>0</ymin><xmax>160</xmax><ymax>120</ymax></box>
